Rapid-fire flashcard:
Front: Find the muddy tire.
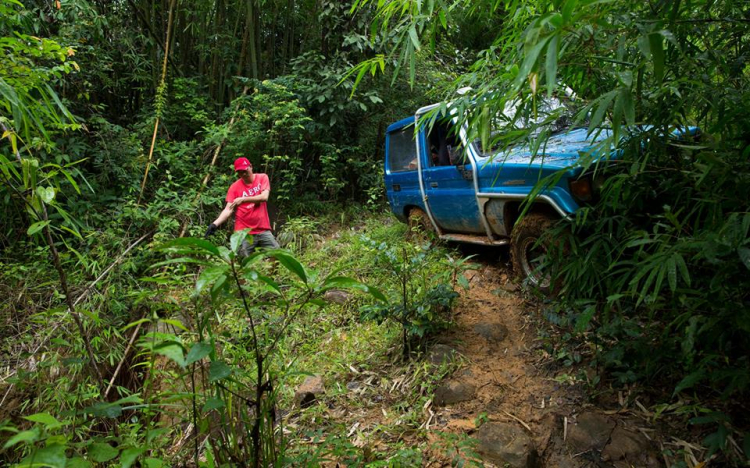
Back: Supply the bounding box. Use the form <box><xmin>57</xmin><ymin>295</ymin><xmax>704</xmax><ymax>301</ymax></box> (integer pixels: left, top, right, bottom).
<box><xmin>407</xmin><ymin>208</ymin><xmax>435</xmax><ymax>236</ymax></box>
<box><xmin>510</xmin><ymin>213</ymin><xmax>556</xmax><ymax>290</ymax></box>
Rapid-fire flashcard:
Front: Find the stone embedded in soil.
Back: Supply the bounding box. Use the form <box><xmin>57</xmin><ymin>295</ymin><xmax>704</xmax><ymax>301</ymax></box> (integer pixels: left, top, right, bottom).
<box><xmin>426</xmin><ymin>344</ymin><xmax>458</xmax><ymax>366</ymax></box>
<box><xmin>475</xmin><ymin>422</ymin><xmax>539</xmax><ymax>468</ymax></box>
<box><xmin>323</xmin><ymin>289</ymin><xmax>352</xmax><ymax>304</ymax></box>
<box><xmin>602</xmin><ymin>427</ymin><xmax>661</xmax><ymax>467</ymax></box>
<box><xmin>501</xmin><ymin>282</ymin><xmax>519</xmax><ymax>292</ymax></box>
<box><xmin>473</xmin><ymin>323</ymin><xmax>509</xmax><ymax>343</ymax></box>
<box><xmin>566</xmin><ymin>412</ymin><xmax>615</xmax><ymax>453</ymax></box>
<box><xmin>295</xmin><ymin>375</ymin><xmax>325</xmax><ymax>408</ymax></box>
<box><xmin>434</xmin><ymin>380</ymin><xmax>476</xmax><ymax>406</ymax></box>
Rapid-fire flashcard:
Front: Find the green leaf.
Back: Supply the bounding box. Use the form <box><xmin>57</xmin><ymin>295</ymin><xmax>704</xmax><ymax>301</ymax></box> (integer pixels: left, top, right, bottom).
<box><xmin>408</xmin><ymin>25</ymin><xmax>420</xmax><ymax>50</ymax></box>
<box><xmin>674</xmin><ymin>253</ymin><xmax>691</xmax><ymax>286</ymax></box>
<box><xmin>268</xmin><ymin>251</ymin><xmax>307</xmax><ymax>283</ymax></box>
<box><xmin>85</xmin><ymin>402</ymin><xmax>123</xmax><ymax>418</ymax></box>
<box><xmin>36</xmin><ymin>186</ymin><xmax>55</xmax><ymax>204</ymax></box>
<box><xmin>202</xmin><ymin>397</ymin><xmax>226</xmax><ymax>412</ymax></box>
<box><xmin>197</xmin><ymin>265</ymin><xmax>229</xmax><ymax>294</ymax></box>
<box><xmin>545</xmin><ymin>35</ymin><xmax>559</xmax><ymax>97</ymax></box>
<box><xmin>575</xmin><ymin>305</ymin><xmax>596</xmax><ymax>333</ymax></box>
<box><xmin>153</xmin><ymin>342</ymin><xmax>186</xmax><ymax>368</ymax></box>
<box><xmin>20</xmin><ymin>444</ymin><xmax>66</xmax><ymax>467</ymax></box>
<box><xmin>690</xmin><ymin>411</ymin><xmax>730</xmax><ymax>425</ymax></box>
<box><xmin>738</xmin><ymin>248</ymin><xmax>750</xmax><ymax>271</ymax></box>
<box><xmin>673</xmin><ymin>369</ymin><xmax>704</xmax><ymax>396</ymax></box>
<box><xmin>159</xmin><ymin>237</ymin><xmax>221</xmax><ymax>257</ymax></box>
<box><xmin>648</xmin><ymin>32</ymin><xmax>664</xmax><ymax>82</ymax></box>
<box><xmin>618</xmin><ymin>87</ymin><xmax>635</xmax><ymax>126</ymax></box>
<box><xmin>120</xmin><ymin>447</ymin><xmax>146</xmax><ymax>468</ymax></box>
<box><xmin>27</xmin><ymin>221</ymin><xmax>50</xmax><ymax>236</ymax></box>
<box><xmin>160</xmin><ymin>319</ymin><xmax>188</xmax><ymax>332</ymax></box>
<box><xmin>208</xmin><ymin>361</ymin><xmax>232</xmax><ymax>382</ymax></box>
<box><xmin>144</xmin><ymin>458</ymin><xmax>164</xmax><ymax>468</ymax></box>
<box><xmin>561</xmin><ymin>0</ymin><xmax>578</xmax><ymax>23</ymax></box>
<box><xmin>667</xmin><ymin>256</ymin><xmax>677</xmax><ymax>292</ymax></box>
<box><xmin>204</xmin><ymin>441</ymin><xmax>216</xmax><ymax>468</ymax></box>
<box><xmin>3</xmin><ymin>428</ymin><xmax>39</xmax><ymax>449</ymax></box>
<box><xmin>185</xmin><ymin>342</ymin><xmax>212</xmax><ymax>366</ymax></box>
<box><xmin>254</xmin><ymin>273</ymin><xmax>281</xmax><ymax>294</ymax></box>
<box><xmin>23</xmin><ymin>412</ymin><xmax>59</xmax><ymax>428</ymax></box>
<box><xmin>230</xmin><ymin>229</ymin><xmax>249</xmax><ymax>255</ymax></box>
<box><xmin>89</xmin><ymin>442</ymin><xmax>120</xmax><ymax>463</ymax></box>
<box><xmin>323</xmin><ymin>276</ymin><xmax>362</xmax><ymax>290</ymax></box>
<box><xmin>588</xmin><ymin>91</ymin><xmax>617</xmax><ymax>133</ymax></box>
<box><xmin>515</xmin><ymin>36</ymin><xmax>551</xmax><ymax>88</ymax></box>
<box><xmin>322</xmin><ymin>276</ymin><xmax>386</xmax><ymax>301</ymax></box>
<box><xmin>67</xmin><ymin>457</ymin><xmax>92</xmax><ymax>468</ymax></box>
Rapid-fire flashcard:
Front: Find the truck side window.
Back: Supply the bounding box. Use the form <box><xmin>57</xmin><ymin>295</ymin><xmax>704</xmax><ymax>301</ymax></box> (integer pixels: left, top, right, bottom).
<box><xmin>388</xmin><ymin>129</ymin><xmax>418</xmax><ymax>172</ymax></box>
<box><xmin>427</xmin><ymin>120</ymin><xmax>463</xmax><ymax>167</ymax></box>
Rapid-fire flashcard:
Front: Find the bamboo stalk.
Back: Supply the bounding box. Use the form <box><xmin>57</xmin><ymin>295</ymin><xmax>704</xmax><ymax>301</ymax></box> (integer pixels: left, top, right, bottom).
<box><xmin>137</xmin><ymin>0</ymin><xmax>178</xmax><ymax>205</ymax></box>
<box><xmin>177</xmin><ymin>86</ymin><xmax>249</xmax><ymax>238</ymax></box>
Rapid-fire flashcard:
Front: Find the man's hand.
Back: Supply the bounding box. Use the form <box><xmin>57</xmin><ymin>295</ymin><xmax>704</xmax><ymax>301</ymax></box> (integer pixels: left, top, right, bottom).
<box><xmin>230</xmin><ymin>197</ymin><xmax>253</xmax><ymax>209</ymax></box>
<box><xmin>205</xmin><ymin>223</ymin><xmax>218</xmax><ymax>238</ymax></box>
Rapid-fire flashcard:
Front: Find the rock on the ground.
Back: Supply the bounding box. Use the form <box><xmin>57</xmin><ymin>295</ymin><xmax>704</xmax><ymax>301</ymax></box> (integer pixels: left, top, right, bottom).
<box><xmin>295</xmin><ymin>375</ymin><xmax>325</xmax><ymax>408</ymax></box>
<box><xmin>426</xmin><ymin>344</ymin><xmax>458</xmax><ymax>366</ymax></box>
<box><xmin>473</xmin><ymin>323</ymin><xmax>509</xmax><ymax>343</ymax></box>
<box><xmin>475</xmin><ymin>422</ymin><xmax>539</xmax><ymax>468</ymax></box>
<box><xmin>323</xmin><ymin>289</ymin><xmax>352</xmax><ymax>305</ymax></box>
<box><xmin>602</xmin><ymin>427</ymin><xmax>661</xmax><ymax>467</ymax></box>
<box><xmin>566</xmin><ymin>412</ymin><xmax>615</xmax><ymax>453</ymax></box>
<box><xmin>434</xmin><ymin>380</ymin><xmax>476</xmax><ymax>406</ymax></box>
<box><xmin>501</xmin><ymin>282</ymin><xmax>519</xmax><ymax>292</ymax></box>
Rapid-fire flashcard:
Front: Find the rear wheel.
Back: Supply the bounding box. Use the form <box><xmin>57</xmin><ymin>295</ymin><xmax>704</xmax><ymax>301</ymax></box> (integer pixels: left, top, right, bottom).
<box><xmin>407</xmin><ymin>208</ymin><xmax>435</xmax><ymax>236</ymax></box>
<box><xmin>510</xmin><ymin>213</ymin><xmax>556</xmax><ymax>290</ymax></box>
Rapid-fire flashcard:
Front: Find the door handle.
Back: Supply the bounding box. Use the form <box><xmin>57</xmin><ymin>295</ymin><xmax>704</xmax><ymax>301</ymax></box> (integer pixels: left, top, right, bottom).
<box><xmin>430</xmin><ymin>182</ymin><xmax>439</xmax><ymax>188</ymax></box>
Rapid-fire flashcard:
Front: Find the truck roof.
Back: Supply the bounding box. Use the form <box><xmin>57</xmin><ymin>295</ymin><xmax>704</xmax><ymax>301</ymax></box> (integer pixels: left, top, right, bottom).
<box><xmin>386</xmin><ymin>116</ymin><xmax>415</xmax><ymax>133</ymax></box>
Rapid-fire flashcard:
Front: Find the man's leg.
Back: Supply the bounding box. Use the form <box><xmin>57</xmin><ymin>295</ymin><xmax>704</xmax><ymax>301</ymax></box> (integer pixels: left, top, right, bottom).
<box><xmin>239</xmin><ymin>238</ymin><xmax>254</xmax><ymax>257</ymax></box>
<box><xmin>253</xmin><ymin>230</ymin><xmax>280</xmax><ymax>250</ymax></box>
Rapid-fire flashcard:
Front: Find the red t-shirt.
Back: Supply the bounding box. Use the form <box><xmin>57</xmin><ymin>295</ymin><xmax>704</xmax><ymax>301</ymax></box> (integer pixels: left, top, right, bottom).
<box><xmin>226</xmin><ymin>174</ymin><xmax>272</xmax><ymax>234</ymax></box>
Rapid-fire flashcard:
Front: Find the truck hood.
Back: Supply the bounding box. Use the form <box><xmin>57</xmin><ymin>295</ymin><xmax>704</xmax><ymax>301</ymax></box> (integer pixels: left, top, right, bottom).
<box><xmin>481</xmin><ymin>127</ymin><xmax>612</xmax><ymax>169</ymax></box>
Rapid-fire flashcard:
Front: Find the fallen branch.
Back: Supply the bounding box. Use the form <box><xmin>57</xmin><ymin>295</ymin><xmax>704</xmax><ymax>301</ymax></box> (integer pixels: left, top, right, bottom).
<box><xmin>502</xmin><ymin>409</ymin><xmax>533</xmax><ymax>433</ymax></box>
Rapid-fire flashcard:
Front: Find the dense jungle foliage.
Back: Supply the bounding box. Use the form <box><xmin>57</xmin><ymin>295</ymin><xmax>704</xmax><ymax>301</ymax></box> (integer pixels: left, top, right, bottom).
<box><xmin>1</xmin><ymin>0</ymin><xmax>749</xmax><ymax>465</ymax></box>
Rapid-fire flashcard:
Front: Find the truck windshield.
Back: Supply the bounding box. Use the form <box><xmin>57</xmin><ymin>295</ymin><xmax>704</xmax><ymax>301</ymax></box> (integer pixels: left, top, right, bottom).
<box><xmin>471</xmin><ymin>95</ymin><xmax>576</xmax><ymax>159</ymax></box>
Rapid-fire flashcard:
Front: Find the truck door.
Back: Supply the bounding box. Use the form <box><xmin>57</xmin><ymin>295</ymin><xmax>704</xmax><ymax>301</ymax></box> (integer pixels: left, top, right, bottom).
<box><xmin>421</xmin><ymin>121</ymin><xmax>484</xmax><ymax>234</ymax></box>
<box><xmin>385</xmin><ymin>121</ymin><xmax>422</xmax><ymax>221</ymax></box>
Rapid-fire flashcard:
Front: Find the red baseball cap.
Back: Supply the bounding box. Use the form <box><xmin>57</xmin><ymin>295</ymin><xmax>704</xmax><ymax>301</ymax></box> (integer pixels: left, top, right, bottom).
<box><xmin>234</xmin><ymin>157</ymin><xmax>252</xmax><ymax>172</ymax></box>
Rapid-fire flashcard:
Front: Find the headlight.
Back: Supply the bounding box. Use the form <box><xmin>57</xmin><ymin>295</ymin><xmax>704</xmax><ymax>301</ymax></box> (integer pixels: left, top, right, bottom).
<box><xmin>569</xmin><ymin>176</ymin><xmax>593</xmax><ymax>203</ymax></box>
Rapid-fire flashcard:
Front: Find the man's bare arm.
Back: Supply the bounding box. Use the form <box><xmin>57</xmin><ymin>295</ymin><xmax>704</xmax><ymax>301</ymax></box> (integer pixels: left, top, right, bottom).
<box><xmin>230</xmin><ymin>189</ymin><xmax>270</xmax><ymax>208</ymax></box>
<box><xmin>211</xmin><ymin>202</ymin><xmax>235</xmax><ymax>226</ymax></box>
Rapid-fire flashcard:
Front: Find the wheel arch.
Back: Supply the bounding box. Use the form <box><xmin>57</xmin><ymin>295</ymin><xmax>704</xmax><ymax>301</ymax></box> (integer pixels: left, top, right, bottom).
<box><xmin>504</xmin><ymin>201</ymin><xmax>561</xmax><ymax>235</ymax></box>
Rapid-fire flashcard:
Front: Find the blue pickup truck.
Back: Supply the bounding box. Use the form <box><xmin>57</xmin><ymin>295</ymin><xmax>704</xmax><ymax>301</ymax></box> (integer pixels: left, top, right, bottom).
<box><xmin>384</xmin><ymin>102</ymin><xmax>605</xmax><ymax>287</ymax></box>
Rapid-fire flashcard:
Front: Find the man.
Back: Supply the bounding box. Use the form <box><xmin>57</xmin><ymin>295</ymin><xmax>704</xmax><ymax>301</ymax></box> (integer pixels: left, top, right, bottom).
<box><xmin>205</xmin><ymin>157</ymin><xmax>279</xmax><ymax>256</ymax></box>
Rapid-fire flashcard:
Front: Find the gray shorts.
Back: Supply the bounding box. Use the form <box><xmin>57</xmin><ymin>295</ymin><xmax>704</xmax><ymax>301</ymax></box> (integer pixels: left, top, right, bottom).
<box><xmin>239</xmin><ymin>230</ymin><xmax>280</xmax><ymax>257</ymax></box>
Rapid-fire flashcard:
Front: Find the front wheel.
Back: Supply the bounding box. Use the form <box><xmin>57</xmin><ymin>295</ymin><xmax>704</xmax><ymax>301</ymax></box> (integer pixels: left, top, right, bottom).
<box><xmin>407</xmin><ymin>208</ymin><xmax>436</xmax><ymax>236</ymax></box>
<box><xmin>510</xmin><ymin>213</ymin><xmax>556</xmax><ymax>290</ymax></box>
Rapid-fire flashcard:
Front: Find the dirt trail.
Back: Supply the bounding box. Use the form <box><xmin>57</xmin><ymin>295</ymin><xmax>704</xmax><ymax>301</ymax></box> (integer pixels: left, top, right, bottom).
<box><xmin>426</xmin><ymin>260</ymin><xmax>661</xmax><ymax>467</ymax></box>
